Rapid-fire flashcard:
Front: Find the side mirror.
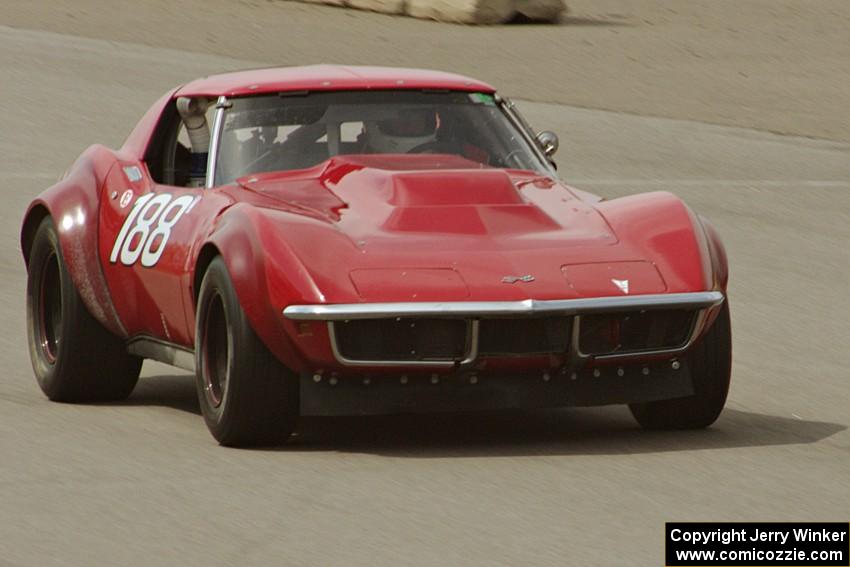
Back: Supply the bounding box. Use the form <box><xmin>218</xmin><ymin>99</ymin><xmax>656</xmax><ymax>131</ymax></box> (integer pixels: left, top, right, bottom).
<box><xmin>535</xmin><ymin>131</ymin><xmax>559</xmax><ymax>157</ymax></box>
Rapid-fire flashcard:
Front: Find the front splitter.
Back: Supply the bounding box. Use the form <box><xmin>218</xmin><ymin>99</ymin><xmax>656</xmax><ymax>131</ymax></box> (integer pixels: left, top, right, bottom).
<box><xmin>299</xmin><ymin>360</ymin><xmax>693</xmax><ymax>416</ymax></box>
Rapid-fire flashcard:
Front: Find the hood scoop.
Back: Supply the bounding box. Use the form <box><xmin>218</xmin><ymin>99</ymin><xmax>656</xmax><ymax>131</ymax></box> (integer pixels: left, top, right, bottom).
<box><xmin>381</xmin><ymin>169</ymin><xmax>560</xmax><ymax>235</ymax></box>
<box><xmin>388</xmin><ymin>169</ymin><xmax>525</xmax><ymax>207</ymax></box>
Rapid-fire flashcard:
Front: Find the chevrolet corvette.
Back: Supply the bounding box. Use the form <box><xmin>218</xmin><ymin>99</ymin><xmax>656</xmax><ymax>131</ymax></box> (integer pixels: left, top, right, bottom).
<box><xmin>22</xmin><ymin>65</ymin><xmax>731</xmax><ymax>446</ymax></box>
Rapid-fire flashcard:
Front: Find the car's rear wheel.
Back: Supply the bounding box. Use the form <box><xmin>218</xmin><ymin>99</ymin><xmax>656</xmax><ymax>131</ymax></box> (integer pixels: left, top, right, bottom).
<box><xmin>629</xmin><ymin>301</ymin><xmax>732</xmax><ymax>429</ymax></box>
<box><xmin>194</xmin><ymin>257</ymin><xmax>299</xmax><ymax>446</ymax></box>
<box><xmin>26</xmin><ymin>217</ymin><xmax>142</xmax><ymax>402</ymax></box>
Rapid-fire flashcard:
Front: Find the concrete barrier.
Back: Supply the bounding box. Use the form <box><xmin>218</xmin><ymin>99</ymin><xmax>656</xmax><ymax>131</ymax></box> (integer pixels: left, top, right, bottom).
<box><xmin>292</xmin><ymin>0</ymin><xmax>567</xmax><ymax>24</ymax></box>
<box><xmin>348</xmin><ymin>0</ymin><xmax>405</xmax><ymax>14</ymax></box>
<box><xmin>407</xmin><ymin>0</ymin><xmax>514</xmax><ymax>24</ymax></box>
<box><xmin>513</xmin><ymin>0</ymin><xmax>565</xmax><ymax>21</ymax></box>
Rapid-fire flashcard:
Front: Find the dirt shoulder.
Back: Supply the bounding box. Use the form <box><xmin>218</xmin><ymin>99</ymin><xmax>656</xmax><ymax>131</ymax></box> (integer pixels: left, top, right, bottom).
<box><xmin>4</xmin><ymin>0</ymin><xmax>849</xmax><ymax>141</ymax></box>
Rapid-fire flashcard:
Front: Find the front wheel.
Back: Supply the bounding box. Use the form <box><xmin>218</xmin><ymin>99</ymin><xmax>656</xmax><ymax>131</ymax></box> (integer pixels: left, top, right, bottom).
<box><xmin>194</xmin><ymin>257</ymin><xmax>299</xmax><ymax>446</ymax></box>
<box><xmin>629</xmin><ymin>301</ymin><xmax>732</xmax><ymax>429</ymax></box>
<box><xmin>26</xmin><ymin>217</ymin><xmax>141</xmax><ymax>402</ymax></box>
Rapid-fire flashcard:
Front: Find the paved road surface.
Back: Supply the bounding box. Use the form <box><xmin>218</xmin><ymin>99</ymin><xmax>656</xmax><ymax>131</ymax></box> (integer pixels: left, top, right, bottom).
<box><xmin>5</xmin><ymin>0</ymin><xmax>850</xmax><ymax>141</ymax></box>
<box><xmin>0</xmin><ymin>19</ymin><xmax>848</xmax><ymax>567</ymax></box>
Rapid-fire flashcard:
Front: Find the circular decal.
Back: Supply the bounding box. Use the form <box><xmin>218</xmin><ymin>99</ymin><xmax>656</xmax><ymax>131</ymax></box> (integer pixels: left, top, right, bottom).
<box><xmin>119</xmin><ymin>190</ymin><xmax>134</xmax><ymax>209</ymax></box>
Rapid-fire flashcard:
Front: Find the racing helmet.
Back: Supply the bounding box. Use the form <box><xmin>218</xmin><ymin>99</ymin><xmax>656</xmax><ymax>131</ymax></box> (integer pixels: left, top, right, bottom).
<box><xmin>366</xmin><ymin>108</ymin><xmax>438</xmax><ymax>154</ymax></box>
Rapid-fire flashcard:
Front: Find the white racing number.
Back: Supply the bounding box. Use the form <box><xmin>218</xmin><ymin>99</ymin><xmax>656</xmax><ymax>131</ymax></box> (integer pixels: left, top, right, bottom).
<box><xmin>110</xmin><ymin>193</ymin><xmax>197</xmax><ymax>267</ymax></box>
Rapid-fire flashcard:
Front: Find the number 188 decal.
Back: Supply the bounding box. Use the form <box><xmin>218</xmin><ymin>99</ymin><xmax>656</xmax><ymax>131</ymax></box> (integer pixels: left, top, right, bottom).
<box><xmin>110</xmin><ymin>193</ymin><xmax>197</xmax><ymax>267</ymax></box>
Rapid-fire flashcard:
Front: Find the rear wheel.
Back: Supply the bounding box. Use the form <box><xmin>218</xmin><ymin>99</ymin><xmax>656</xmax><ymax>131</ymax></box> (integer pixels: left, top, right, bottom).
<box><xmin>194</xmin><ymin>257</ymin><xmax>299</xmax><ymax>446</ymax></box>
<box><xmin>629</xmin><ymin>301</ymin><xmax>732</xmax><ymax>429</ymax></box>
<box><xmin>26</xmin><ymin>217</ymin><xmax>141</xmax><ymax>402</ymax></box>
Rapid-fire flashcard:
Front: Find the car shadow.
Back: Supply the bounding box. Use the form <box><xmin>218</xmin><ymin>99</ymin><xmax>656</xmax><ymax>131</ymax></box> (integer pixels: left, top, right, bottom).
<box><xmin>291</xmin><ymin>408</ymin><xmax>845</xmax><ymax>458</ymax></box>
<box><xmin>120</xmin><ymin>374</ymin><xmax>202</xmax><ymax>416</ymax></box>
<box><xmin>125</xmin><ymin>375</ymin><xmax>845</xmax><ymax>457</ymax></box>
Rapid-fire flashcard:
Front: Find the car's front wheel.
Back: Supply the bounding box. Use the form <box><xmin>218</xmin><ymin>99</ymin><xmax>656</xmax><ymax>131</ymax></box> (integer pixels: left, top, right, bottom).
<box><xmin>26</xmin><ymin>217</ymin><xmax>142</xmax><ymax>402</ymax></box>
<box><xmin>194</xmin><ymin>257</ymin><xmax>299</xmax><ymax>446</ymax></box>
<box><xmin>629</xmin><ymin>301</ymin><xmax>732</xmax><ymax>429</ymax></box>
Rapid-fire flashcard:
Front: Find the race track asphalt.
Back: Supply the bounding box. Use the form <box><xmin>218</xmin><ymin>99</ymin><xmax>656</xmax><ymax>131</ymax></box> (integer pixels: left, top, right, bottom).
<box><xmin>0</xmin><ymin>15</ymin><xmax>848</xmax><ymax>567</ymax></box>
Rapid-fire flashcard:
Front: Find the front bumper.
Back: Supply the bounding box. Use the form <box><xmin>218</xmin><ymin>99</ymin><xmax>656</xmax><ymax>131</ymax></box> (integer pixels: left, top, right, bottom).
<box><xmin>283</xmin><ymin>291</ymin><xmax>724</xmax><ymax>369</ymax></box>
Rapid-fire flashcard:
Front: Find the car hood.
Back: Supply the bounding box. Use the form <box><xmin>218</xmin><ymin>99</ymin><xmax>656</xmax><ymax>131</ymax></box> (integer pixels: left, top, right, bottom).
<box><xmin>235</xmin><ymin>155</ymin><xmax>696</xmax><ymax>302</ymax></box>
<box><xmin>238</xmin><ymin>154</ymin><xmax>615</xmax><ymax>243</ymax></box>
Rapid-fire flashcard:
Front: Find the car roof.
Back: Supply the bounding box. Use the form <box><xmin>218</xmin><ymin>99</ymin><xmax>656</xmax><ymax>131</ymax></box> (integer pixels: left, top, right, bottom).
<box><xmin>176</xmin><ymin>64</ymin><xmax>496</xmax><ymax>98</ymax></box>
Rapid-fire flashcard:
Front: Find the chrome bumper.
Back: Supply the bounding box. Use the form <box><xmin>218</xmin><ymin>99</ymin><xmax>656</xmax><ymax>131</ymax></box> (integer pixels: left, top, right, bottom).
<box><xmin>282</xmin><ymin>292</ymin><xmax>725</xmax><ymax>368</ymax></box>
<box><xmin>283</xmin><ymin>292</ymin><xmax>724</xmax><ymax>321</ymax></box>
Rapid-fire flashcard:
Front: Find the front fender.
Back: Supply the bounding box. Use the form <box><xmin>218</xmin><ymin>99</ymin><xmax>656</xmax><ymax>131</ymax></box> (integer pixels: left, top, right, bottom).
<box><xmin>595</xmin><ymin>191</ymin><xmax>712</xmax><ymax>293</ymax></box>
<box><xmin>698</xmin><ymin>214</ymin><xmax>729</xmax><ymax>291</ymax></box>
<box><xmin>201</xmin><ymin>205</ymin><xmax>332</xmax><ymax>372</ymax></box>
<box><xmin>21</xmin><ymin>145</ymin><xmax>126</xmax><ymax>337</ymax></box>
<box><xmin>596</xmin><ymin>191</ymin><xmax>729</xmax><ymax>340</ymax></box>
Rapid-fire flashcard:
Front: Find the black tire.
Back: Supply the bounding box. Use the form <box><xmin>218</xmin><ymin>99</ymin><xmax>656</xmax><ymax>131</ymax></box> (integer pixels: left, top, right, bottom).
<box><xmin>194</xmin><ymin>257</ymin><xmax>299</xmax><ymax>446</ymax></box>
<box><xmin>26</xmin><ymin>217</ymin><xmax>141</xmax><ymax>402</ymax></box>
<box><xmin>629</xmin><ymin>301</ymin><xmax>732</xmax><ymax>429</ymax></box>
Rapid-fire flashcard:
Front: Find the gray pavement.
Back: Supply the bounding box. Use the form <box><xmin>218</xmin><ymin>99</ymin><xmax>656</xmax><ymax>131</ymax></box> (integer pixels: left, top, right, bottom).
<box><xmin>1</xmin><ymin>23</ymin><xmax>848</xmax><ymax>567</ymax></box>
<box><xmin>5</xmin><ymin>0</ymin><xmax>850</xmax><ymax>142</ymax></box>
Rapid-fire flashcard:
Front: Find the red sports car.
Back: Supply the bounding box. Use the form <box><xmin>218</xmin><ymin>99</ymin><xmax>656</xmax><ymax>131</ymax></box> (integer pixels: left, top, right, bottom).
<box><xmin>22</xmin><ymin>65</ymin><xmax>731</xmax><ymax>446</ymax></box>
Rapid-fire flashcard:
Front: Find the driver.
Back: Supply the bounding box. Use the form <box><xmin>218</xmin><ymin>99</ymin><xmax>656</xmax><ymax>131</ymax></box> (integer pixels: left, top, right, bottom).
<box><xmin>363</xmin><ymin>108</ymin><xmax>439</xmax><ymax>154</ymax></box>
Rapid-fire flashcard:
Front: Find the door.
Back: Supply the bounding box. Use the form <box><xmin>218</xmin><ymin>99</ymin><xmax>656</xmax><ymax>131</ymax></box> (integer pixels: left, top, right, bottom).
<box><xmin>98</xmin><ymin>160</ymin><xmax>205</xmax><ymax>347</ymax></box>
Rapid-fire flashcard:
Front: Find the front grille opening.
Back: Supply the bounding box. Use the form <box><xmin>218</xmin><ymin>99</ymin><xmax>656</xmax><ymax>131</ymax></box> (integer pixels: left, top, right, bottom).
<box><xmin>334</xmin><ymin>318</ymin><xmax>469</xmax><ymax>361</ymax></box>
<box><xmin>579</xmin><ymin>309</ymin><xmax>695</xmax><ymax>356</ymax></box>
<box><xmin>479</xmin><ymin>317</ymin><xmax>571</xmax><ymax>356</ymax></box>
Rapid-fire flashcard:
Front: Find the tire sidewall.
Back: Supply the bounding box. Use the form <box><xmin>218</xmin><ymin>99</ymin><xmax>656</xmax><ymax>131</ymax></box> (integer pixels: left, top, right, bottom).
<box><xmin>692</xmin><ymin>301</ymin><xmax>732</xmax><ymax>410</ymax></box>
<box><xmin>26</xmin><ymin>219</ymin><xmax>73</xmax><ymax>398</ymax></box>
<box><xmin>26</xmin><ymin>216</ymin><xmax>142</xmax><ymax>402</ymax></box>
<box><xmin>194</xmin><ymin>256</ymin><xmax>299</xmax><ymax>446</ymax></box>
<box><xmin>195</xmin><ymin>258</ymin><xmax>239</xmax><ymax>437</ymax></box>
<box><xmin>629</xmin><ymin>301</ymin><xmax>732</xmax><ymax>429</ymax></box>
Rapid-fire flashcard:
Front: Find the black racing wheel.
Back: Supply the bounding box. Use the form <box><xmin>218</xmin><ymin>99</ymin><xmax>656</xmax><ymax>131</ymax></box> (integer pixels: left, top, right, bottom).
<box><xmin>26</xmin><ymin>217</ymin><xmax>141</xmax><ymax>402</ymax></box>
<box><xmin>630</xmin><ymin>302</ymin><xmax>732</xmax><ymax>429</ymax></box>
<box><xmin>194</xmin><ymin>257</ymin><xmax>299</xmax><ymax>446</ymax></box>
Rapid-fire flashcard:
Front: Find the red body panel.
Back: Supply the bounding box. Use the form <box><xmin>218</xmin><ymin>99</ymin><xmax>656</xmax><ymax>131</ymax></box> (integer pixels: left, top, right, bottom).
<box><xmin>229</xmin><ymin>155</ymin><xmax>709</xmax><ymax>303</ymax></box>
<box><xmin>22</xmin><ymin>145</ymin><xmax>129</xmax><ymax>336</ymax></box>
<box><xmin>98</xmin><ymin>173</ymin><xmax>209</xmax><ymax>345</ymax></box>
<box><xmin>21</xmin><ymin>65</ymin><xmax>727</xmax><ymax>378</ymax></box>
<box><xmin>202</xmin><ymin>155</ymin><xmax>718</xmax><ymax>372</ymax></box>
<box><xmin>121</xmin><ymin>88</ymin><xmax>179</xmax><ymax>159</ymax></box>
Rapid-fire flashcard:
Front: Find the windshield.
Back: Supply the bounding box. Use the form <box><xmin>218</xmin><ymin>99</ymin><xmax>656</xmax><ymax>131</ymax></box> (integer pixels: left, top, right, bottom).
<box><xmin>214</xmin><ymin>91</ymin><xmax>551</xmax><ymax>184</ymax></box>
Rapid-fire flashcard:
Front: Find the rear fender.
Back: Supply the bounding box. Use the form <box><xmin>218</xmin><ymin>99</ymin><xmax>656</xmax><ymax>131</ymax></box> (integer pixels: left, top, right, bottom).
<box><xmin>21</xmin><ymin>145</ymin><xmax>126</xmax><ymax>336</ymax></box>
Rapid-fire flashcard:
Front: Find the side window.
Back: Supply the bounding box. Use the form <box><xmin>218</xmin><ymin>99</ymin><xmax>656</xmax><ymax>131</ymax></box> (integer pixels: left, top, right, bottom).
<box><xmin>144</xmin><ymin>102</ymin><xmax>181</xmax><ymax>185</ymax></box>
<box><xmin>145</xmin><ymin>99</ymin><xmax>215</xmax><ymax>187</ymax></box>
